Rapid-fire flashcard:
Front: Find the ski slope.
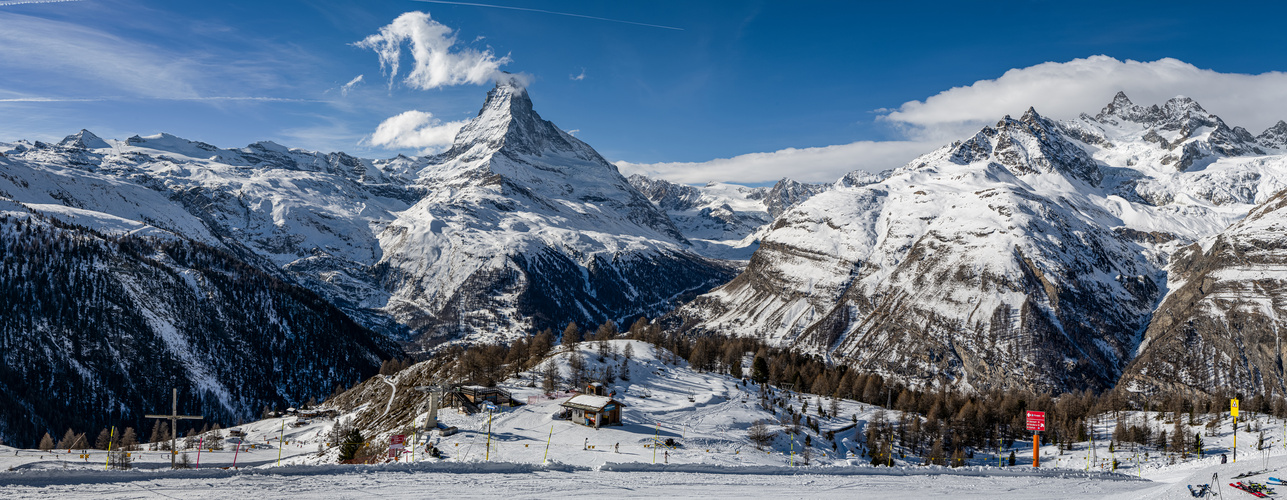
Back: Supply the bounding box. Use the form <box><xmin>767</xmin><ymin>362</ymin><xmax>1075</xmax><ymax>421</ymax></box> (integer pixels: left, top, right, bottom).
<box><xmin>0</xmin><ymin>340</ymin><xmax>1281</xmax><ymax>498</ymax></box>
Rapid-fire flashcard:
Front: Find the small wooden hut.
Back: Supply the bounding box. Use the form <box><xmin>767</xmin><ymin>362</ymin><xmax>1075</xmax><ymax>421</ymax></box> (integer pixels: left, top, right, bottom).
<box><xmin>560</xmin><ymin>395</ymin><xmax>625</xmax><ymax>428</ymax></box>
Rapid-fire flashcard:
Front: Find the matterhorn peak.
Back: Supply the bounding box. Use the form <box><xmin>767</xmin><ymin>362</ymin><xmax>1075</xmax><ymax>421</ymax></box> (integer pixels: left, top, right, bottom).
<box><xmin>445</xmin><ymin>73</ymin><xmax>602</xmax><ymax>163</ymax></box>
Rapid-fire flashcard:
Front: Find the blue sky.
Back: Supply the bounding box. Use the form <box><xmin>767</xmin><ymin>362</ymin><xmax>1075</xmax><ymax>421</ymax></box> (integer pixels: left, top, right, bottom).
<box><xmin>3</xmin><ymin>0</ymin><xmax>1287</xmax><ymax>184</ymax></box>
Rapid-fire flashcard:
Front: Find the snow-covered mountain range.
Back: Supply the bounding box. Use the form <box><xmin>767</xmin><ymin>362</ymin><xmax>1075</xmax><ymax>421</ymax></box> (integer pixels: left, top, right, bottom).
<box><xmin>0</xmin><ymin>78</ymin><xmax>736</xmax><ymax>354</ymax></box>
<box><xmin>5</xmin><ymin>78</ymin><xmax>1287</xmax><ymax>440</ymax></box>
<box><xmin>671</xmin><ymin>92</ymin><xmax>1287</xmax><ymax>395</ymax></box>
<box><xmin>627</xmin><ymin>175</ymin><xmax>830</xmax><ymax>259</ymax></box>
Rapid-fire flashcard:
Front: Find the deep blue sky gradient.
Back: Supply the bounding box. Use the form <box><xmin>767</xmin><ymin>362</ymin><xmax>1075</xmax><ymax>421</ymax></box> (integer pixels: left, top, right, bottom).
<box><xmin>2</xmin><ymin>0</ymin><xmax>1285</xmax><ymax>165</ymax></box>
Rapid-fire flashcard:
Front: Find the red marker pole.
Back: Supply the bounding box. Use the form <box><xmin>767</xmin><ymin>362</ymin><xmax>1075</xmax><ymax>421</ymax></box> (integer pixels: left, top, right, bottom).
<box><xmin>196</xmin><ymin>437</ymin><xmax>203</xmax><ymax>469</ymax></box>
<box><xmin>1033</xmin><ymin>433</ymin><xmax>1040</xmax><ymax>468</ymax></box>
<box><xmin>232</xmin><ymin>441</ymin><xmax>240</xmax><ymax>469</ymax></box>
<box><xmin>1026</xmin><ymin>410</ymin><xmax>1046</xmax><ymax>468</ymax></box>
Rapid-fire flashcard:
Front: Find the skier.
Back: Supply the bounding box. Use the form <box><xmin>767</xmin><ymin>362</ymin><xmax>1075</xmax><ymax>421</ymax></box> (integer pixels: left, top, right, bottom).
<box><xmin>615</xmin><ymin>443</ymin><xmax>619</xmax><ymax>453</ymax></box>
<box><xmin>1221</xmin><ymin>453</ymin><xmax>1228</xmax><ymax>464</ymax></box>
<box><xmin>584</xmin><ymin>438</ymin><xmax>588</xmax><ymax>450</ymax></box>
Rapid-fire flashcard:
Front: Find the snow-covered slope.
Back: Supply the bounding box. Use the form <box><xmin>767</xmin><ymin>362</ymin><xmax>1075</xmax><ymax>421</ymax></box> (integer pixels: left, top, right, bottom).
<box><xmin>628</xmin><ymin>175</ymin><xmax>832</xmax><ymax>260</ymax></box>
<box><xmin>0</xmin><ymin>201</ymin><xmax>398</xmax><ymax>447</ymax></box>
<box><xmin>0</xmin><ymin>80</ymin><xmax>736</xmax><ymax>350</ymax></box>
<box><xmin>672</xmin><ymin>93</ymin><xmax>1287</xmax><ymax>394</ymax></box>
<box><xmin>374</xmin><ymin>79</ymin><xmax>736</xmax><ymax>348</ymax></box>
<box><xmin>1117</xmin><ymin>187</ymin><xmax>1287</xmax><ymax>398</ymax></box>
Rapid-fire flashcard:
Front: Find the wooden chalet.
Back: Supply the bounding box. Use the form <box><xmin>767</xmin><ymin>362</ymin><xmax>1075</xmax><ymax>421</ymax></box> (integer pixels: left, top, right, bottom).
<box><xmin>456</xmin><ymin>385</ymin><xmax>513</xmax><ymax>405</ymax></box>
<box><xmin>560</xmin><ymin>394</ymin><xmax>625</xmax><ymax>428</ymax></box>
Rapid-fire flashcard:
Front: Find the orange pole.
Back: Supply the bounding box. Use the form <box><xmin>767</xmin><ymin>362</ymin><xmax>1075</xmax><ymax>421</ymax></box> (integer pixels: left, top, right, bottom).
<box><xmin>1033</xmin><ymin>434</ymin><xmax>1040</xmax><ymax>467</ymax></box>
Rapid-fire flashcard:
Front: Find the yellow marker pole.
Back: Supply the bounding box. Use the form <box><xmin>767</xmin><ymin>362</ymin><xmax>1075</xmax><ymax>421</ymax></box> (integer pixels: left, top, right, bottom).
<box><xmin>485</xmin><ymin>408</ymin><xmax>493</xmax><ymax>461</ymax></box>
<box><xmin>653</xmin><ymin>423</ymin><xmax>659</xmax><ymax>464</ymax></box>
<box><xmin>104</xmin><ymin>426</ymin><xmax>115</xmax><ymax>470</ymax></box>
<box><xmin>277</xmin><ymin>417</ymin><xmax>286</xmax><ymax>466</ymax></box>
<box><xmin>1232</xmin><ymin>398</ymin><xmax>1239</xmax><ymax>463</ymax></box>
<box><xmin>543</xmin><ymin>425</ymin><xmax>553</xmax><ymax>464</ymax></box>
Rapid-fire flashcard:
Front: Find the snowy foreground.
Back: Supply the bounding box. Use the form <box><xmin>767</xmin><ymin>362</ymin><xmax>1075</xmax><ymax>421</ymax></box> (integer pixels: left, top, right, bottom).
<box><xmin>2</xmin><ymin>341</ymin><xmax>1281</xmax><ymax>498</ymax></box>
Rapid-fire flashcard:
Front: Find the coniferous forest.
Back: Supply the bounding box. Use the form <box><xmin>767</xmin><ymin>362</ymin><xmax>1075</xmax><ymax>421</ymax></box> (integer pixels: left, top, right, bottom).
<box><xmin>0</xmin><ymin>210</ymin><xmax>399</xmax><ymax>447</ymax></box>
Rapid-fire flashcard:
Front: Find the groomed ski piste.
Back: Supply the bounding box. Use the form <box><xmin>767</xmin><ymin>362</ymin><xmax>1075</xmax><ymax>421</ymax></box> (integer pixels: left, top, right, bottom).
<box><xmin>0</xmin><ymin>341</ymin><xmax>1277</xmax><ymax>498</ymax></box>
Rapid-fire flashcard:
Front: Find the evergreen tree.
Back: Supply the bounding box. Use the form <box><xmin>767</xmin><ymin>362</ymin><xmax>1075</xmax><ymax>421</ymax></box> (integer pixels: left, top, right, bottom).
<box><xmin>338</xmin><ymin>428</ymin><xmax>364</xmax><ymax>463</ymax></box>
<box><xmin>751</xmin><ymin>355</ymin><xmax>769</xmax><ymax>385</ymax></box>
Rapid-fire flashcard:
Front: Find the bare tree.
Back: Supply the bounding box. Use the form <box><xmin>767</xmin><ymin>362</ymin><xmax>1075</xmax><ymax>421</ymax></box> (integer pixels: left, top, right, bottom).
<box><xmin>747</xmin><ymin>420</ymin><xmax>776</xmax><ymax>450</ymax></box>
<box><xmin>542</xmin><ymin>361</ymin><xmax>562</xmax><ymax>392</ymax></box>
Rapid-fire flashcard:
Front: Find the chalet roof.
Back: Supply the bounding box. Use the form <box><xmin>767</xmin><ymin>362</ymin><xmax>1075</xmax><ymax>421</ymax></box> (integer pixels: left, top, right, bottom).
<box><xmin>459</xmin><ymin>385</ymin><xmax>508</xmax><ymax>394</ymax></box>
<box><xmin>560</xmin><ymin>394</ymin><xmax>624</xmax><ymax>412</ymax></box>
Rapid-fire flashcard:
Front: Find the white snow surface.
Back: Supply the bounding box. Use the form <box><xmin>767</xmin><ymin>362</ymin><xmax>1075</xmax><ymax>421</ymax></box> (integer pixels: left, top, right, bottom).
<box><xmin>678</xmin><ymin>93</ymin><xmax>1287</xmax><ymax>387</ymax></box>
<box><xmin>0</xmin><ymin>80</ymin><xmax>726</xmax><ymax>344</ymax></box>
<box><xmin>2</xmin><ymin>340</ymin><xmax>1277</xmax><ymax>499</ymax></box>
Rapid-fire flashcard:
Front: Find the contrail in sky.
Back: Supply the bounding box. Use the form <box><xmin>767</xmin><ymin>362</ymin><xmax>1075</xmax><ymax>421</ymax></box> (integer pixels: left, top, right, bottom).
<box><xmin>0</xmin><ymin>0</ymin><xmax>83</xmax><ymax>7</ymax></box>
<box><xmin>411</xmin><ymin>0</ymin><xmax>683</xmax><ymax>31</ymax></box>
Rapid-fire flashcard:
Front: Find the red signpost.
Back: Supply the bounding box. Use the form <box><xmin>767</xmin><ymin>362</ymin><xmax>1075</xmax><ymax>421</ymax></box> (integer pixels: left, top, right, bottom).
<box><xmin>1026</xmin><ymin>411</ymin><xmax>1045</xmax><ymax>467</ymax></box>
<box><xmin>389</xmin><ymin>434</ymin><xmax>406</xmax><ymax>460</ymax></box>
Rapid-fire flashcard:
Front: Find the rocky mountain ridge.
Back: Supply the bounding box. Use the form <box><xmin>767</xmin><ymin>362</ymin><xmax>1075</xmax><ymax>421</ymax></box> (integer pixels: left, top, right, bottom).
<box><xmin>0</xmin><ymin>79</ymin><xmax>736</xmax><ymax>353</ymax></box>
<box><xmin>670</xmin><ymin>93</ymin><xmax>1287</xmax><ymax>396</ymax></box>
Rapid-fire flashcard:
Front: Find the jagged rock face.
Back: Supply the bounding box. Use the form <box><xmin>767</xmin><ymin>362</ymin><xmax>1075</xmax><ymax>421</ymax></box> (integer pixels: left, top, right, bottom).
<box><xmin>0</xmin><ymin>80</ymin><xmax>736</xmax><ymax>351</ymax></box>
<box><xmin>375</xmin><ymin>80</ymin><xmax>736</xmax><ymax>348</ymax></box>
<box><xmin>0</xmin><ymin>204</ymin><xmax>398</xmax><ymax>447</ymax></box>
<box><xmin>1260</xmin><ymin>121</ymin><xmax>1287</xmax><ymax>150</ymax></box>
<box><xmin>1088</xmin><ymin>92</ymin><xmax>1267</xmax><ymax>172</ymax></box>
<box><xmin>1118</xmin><ymin>190</ymin><xmax>1287</xmax><ymax>399</ymax></box>
<box><xmin>0</xmin><ymin>130</ymin><xmax>418</xmax><ymax>338</ymax></box>
<box><xmin>749</xmin><ymin>179</ymin><xmax>831</xmax><ymax>218</ymax></box>
<box><xmin>673</xmin><ymin>94</ymin><xmax>1287</xmax><ymax>394</ymax></box>
<box><xmin>627</xmin><ymin>175</ymin><xmax>832</xmax><ymax>260</ymax></box>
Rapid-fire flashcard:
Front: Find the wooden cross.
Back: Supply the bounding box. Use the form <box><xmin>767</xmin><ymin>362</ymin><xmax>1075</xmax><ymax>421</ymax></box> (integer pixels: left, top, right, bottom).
<box><xmin>145</xmin><ymin>387</ymin><xmax>203</xmax><ymax>469</ymax></box>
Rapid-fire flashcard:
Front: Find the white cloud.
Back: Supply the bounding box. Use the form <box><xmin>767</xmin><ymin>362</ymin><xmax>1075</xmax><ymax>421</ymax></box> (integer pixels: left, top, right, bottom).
<box><xmin>615</xmin><ymin>140</ymin><xmax>937</xmax><ymax>184</ymax></box>
<box><xmin>354</xmin><ymin>11</ymin><xmax>510</xmax><ymax>90</ymax></box>
<box><xmin>625</xmin><ymin>56</ymin><xmax>1287</xmax><ymax>185</ymax></box>
<box><xmin>882</xmin><ymin>55</ymin><xmax>1287</xmax><ymax>141</ymax></box>
<box><xmin>340</xmin><ymin>75</ymin><xmax>364</xmax><ymax>96</ymax></box>
<box><xmin>0</xmin><ymin>0</ymin><xmax>82</xmax><ymax>7</ymax></box>
<box><xmin>570</xmin><ymin>68</ymin><xmax>585</xmax><ymax>81</ymax></box>
<box><xmin>367</xmin><ymin>110</ymin><xmax>466</xmax><ymax>152</ymax></box>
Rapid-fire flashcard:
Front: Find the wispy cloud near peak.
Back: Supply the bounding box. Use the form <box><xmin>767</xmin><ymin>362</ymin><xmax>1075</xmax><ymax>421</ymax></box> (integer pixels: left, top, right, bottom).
<box><xmin>354</xmin><ymin>11</ymin><xmax>510</xmax><ymax>90</ymax></box>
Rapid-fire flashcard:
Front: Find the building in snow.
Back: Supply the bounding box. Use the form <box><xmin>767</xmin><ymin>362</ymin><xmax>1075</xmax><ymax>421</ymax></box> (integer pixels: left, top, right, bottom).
<box><xmin>560</xmin><ymin>395</ymin><xmax>625</xmax><ymax>428</ymax></box>
<box><xmin>456</xmin><ymin>386</ymin><xmax>513</xmax><ymax>405</ymax></box>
